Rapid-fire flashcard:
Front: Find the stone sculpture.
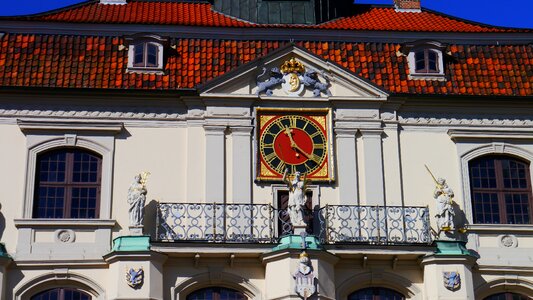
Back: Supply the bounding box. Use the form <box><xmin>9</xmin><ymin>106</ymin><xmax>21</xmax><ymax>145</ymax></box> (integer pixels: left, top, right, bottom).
<box><xmin>293</xmin><ymin>251</ymin><xmax>316</xmax><ymax>299</ymax></box>
<box><xmin>434</xmin><ymin>177</ymin><xmax>455</xmax><ymax>232</ymax></box>
<box><xmin>283</xmin><ymin>169</ymin><xmax>308</xmax><ymax>227</ymax></box>
<box><xmin>256</xmin><ymin>67</ymin><xmax>285</xmax><ymax>96</ymax></box>
<box><xmin>301</xmin><ymin>69</ymin><xmax>331</xmax><ymax>97</ymax></box>
<box><xmin>127</xmin><ymin>172</ymin><xmax>149</xmax><ymax>230</ymax></box>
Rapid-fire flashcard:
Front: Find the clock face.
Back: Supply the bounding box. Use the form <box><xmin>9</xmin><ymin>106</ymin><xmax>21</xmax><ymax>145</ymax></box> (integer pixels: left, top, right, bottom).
<box><xmin>257</xmin><ymin>110</ymin><xmax>333</xmax><ymax>181</ymax></box>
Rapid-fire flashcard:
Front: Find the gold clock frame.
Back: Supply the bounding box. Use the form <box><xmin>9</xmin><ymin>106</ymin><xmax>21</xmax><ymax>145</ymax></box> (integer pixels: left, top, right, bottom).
<box><xmin>255</xmin><ymin>107</ymin><xmax>335</xmax><ymax>182</ymax></box>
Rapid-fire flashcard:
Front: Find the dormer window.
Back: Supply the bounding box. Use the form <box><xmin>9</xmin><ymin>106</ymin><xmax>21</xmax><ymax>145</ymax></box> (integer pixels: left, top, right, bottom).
<box><xmin>125</xmin><ymin>33</ymin><xmax>168</xmax><ymax>73</ymax></box>
<box><xmin>133</xmin><ymin>42</ymin><xmax>159</xmax><ymax>68</ymax></box>
<box><xmin>402</xmin><ymin>40</ymin><xmax>447</xmax><ymax>80</ymax></box>
<box><xmin>414</xmin><ymin>49</ymin><xmax>439</xmax><ymax>73</ymax></box>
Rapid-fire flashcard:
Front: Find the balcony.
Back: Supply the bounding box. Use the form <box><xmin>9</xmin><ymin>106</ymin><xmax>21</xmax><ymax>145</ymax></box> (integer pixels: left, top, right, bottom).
<box><xmin>155</xmin><ymin>203</ymin><xmax>431</xmax><ymax>245</ymax></box>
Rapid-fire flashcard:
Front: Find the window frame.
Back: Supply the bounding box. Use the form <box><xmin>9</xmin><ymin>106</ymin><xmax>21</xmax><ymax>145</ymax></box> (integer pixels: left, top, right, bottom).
<box><xmin>414</xmin><ymin>49</ymin><xmax>440</xmax><ymax>74</ymax></box>
<box><xmin>348</xmin><ymin>287</ymin><xmax>405</xmax><ymax>300</ymax></box>
<box><xmin>469</xmin><ymin>155</ymin><xmax>533</xmax><ymax>225</ymax></box>
<box><xmin>186</xmin><ymin>287</ymin><xmax>247</xmax><ymax>300</ymax></box>
<box><xmin>125</xmin><ymin>33</ymin><xmax>168</xmax><ymax>73</ymax></box>
<box><xmin>402</xmin><ymin>40</ymin><xmax>446</xmax><ymax>80</ymax></box>
<box><xmin>483</xmin><ymin>292</ymin><xmax>530</xmax><ymax>300</ymax></box>
<box><xmin>33</xmin><ymin>148</ymin><xmax>103</xmax><ymax>219</ymax></box>
<box><xmin>31</xmin><ymin>288</ymin><xmax>91</xmax><ymax>300</ymax></box>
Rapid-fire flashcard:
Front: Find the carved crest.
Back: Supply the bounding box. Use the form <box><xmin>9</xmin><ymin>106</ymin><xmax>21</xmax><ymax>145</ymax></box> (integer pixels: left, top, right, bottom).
<box><xmin>443</xmin><ymin>271</ymin><xmax>461</xmax><ymax>291</ymax></box>
<box><xmin>294</xmin><ymin>251</ymin><xmax>316</xmax><ymax>299</ymax></box>
<box><xmin>126</xmin><ymin>267</ymin><xmax>144</xmax><ymax>288</ymax></box>
<box><xmin>256</xmin><ymin>57</ymin><xmax>331</xmax><ymax>97</ymax></box>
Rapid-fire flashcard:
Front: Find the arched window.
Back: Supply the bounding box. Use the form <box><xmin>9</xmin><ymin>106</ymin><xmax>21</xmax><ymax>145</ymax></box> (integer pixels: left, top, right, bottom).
<box><xmin>187</xmin><ymin>287</ymin><xmax>246</xmax><ymax>300</ymax></box>
<box><xmin>469</xmin><ymin>155</ymin><xmax>532</xmax><ymax>224</ymax></box>
<box><xmin>33</xmin><ymin>148</ymin><xmax>102</xmax><ymax>219</ymax></box>
<box><xmin>348</xmin><ymin>287</ymin><xmax>405</xmax><ymax>300</ymax></box>
<box><xmin>483</xmin><ymin>292</ymin><xmax>530</xmax><ymax>300</ymax></box>
<box><xmin>31</xmin><ymin>288</ymin><xmax>91</xmax><ymax>300</ymax></box>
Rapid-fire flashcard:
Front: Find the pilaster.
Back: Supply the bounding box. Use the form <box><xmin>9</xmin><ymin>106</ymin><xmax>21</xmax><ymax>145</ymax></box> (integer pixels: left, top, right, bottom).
<box><xmin>104</xmin><ymin>236</ymin><xmax>167</xmax><ymax>300</ymax></box>
<box><xmin>420</xmin><ymin>241</ymin><xmax>477</xmax><ymax>300</ymax></box>
<box><xmin>0</xmin><ymin>243</ymin><xmax>11</xmax><ymax>300</ymax></box>
<box><xmin>204</xmin><ymin>125</ymin><xmax>226</xmax><ymax>203</ymax></box>
<box><xmin>230</xmin><ymin>126</ymin><xmax>253</xmax><ymax>203</ymax></box>
<box><xmin>359</xmin><ymin>128</ymin><xmax>385</xmax><ymax>206</ymax></box>
<box><xmin>334</xmin><ymin>128</ymin><xmax>358</xmax><ymax>205</ymax></box>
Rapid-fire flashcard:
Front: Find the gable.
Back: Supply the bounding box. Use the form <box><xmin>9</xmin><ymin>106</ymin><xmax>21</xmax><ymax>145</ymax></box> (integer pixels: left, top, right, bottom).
<box><xmin>199</xmin><ymin>45</ymin><xmax>389</xmax><ymax>101</ymax></box>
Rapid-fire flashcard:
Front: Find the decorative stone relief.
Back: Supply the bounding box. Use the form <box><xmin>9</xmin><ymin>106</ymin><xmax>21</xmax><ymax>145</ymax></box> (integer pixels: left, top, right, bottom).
<box><xmin>443</xmin><ymin>271</ymin><xmax>461</xmax><ymax>291</ymax></box>
<box><xmin>126</xmin><ymin>267</ymin><xmax>144</xmax><ymax>288</ymax></box>
<box><xmin>54</xmin><ymin>229</ymin><xmax>76</xmax><ymax>243</ymax></box>
<box><xmin>256</xmin><ymin>58</ymin><xmax>331</xmax><ymax>97</ymax></box>
<box><xmin>499</xmin><ymin>234</ymin><xmax>518</xmax><ymax>248</ymax></box>
<box><xmin>399</xmin><ymin>114</ymin><xmax>533</xmax><ymax>126</ymax></box>
<box><xmin>294</xmin><ymin>251</ymin><xmax>316</xmax><ymax>299</ymax></box>
<box><xmin>0</xmin><ymin>104</ymin><xmax>185</xmax><ymax>120</ymax></box>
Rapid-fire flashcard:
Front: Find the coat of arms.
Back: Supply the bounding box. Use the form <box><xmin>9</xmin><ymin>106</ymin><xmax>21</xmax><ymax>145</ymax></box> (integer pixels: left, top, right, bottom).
<box><xmin>443</xmin><ymin>271</ymin><xmax>461</xmax><ymax>291</ymax></box>
<box><xmin>126</xmin><ymin>267</ymin><xmax>144</xmax><ymax>288</ymax></box>
<box><xmin>293</xmin><ymin>251</ymin><xmax>316</xmax><ymax>299</ymax></box>
<box><xmin>256</xmin><ymin>57</ymin><xmax>331</xmax><ymax>97</ymax></box>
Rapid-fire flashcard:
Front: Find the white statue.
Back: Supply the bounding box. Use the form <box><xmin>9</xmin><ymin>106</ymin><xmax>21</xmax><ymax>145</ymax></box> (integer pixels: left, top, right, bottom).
<box><xmin>283</xmin><ymin>169</ymin><xmax>309</xmax><ymax>227</ymax></box>
<box><xmin>434</xmin><ymin>177</ymin><xmax>455</xmax><ymax>232</ymax></box>
<box><xmin>127</xmin><ymin>173</ymin><xmax>149</xmax><ymax>227</ymax></box>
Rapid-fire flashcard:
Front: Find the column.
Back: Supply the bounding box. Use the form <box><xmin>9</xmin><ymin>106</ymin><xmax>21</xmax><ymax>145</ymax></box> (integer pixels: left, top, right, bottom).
<box><xmin>335</xmin><ymin>128</ymin><xmax>359</xmax><ymax>205</ymax></box>
<box><xmin>230</xmin><ymin>126</ymin><xmax>253</xmax><ymax>203</ymax></box>
<box><xmin>204</xmin><ymin>125</ymin><xmax>226</xmax><ymax>203</ymax></box>
<box><xmin>360</xmin><ymin>128</ymin><xmax>385</xmax><ymax>206</ymax></box>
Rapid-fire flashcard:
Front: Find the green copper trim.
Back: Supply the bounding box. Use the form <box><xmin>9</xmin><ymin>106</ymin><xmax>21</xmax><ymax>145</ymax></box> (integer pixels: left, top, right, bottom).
<box><xmin>271</xmin><ymin>235</ymin><xmax>323</xmax><ymax>252</ymax></box>
<box><xmin>0</xmin><ymin>243</ymin><xmax>9</xmax><ymax>258</ymax></box>
<box><xmin>112</xmin><ymin>236</ymin><xmax>150</xmax><ymax>252</ymax></box>
<box><xmin>435</xmin><ymin>240</ymin><xmax>473</xmax><ymax>256</ymax></box>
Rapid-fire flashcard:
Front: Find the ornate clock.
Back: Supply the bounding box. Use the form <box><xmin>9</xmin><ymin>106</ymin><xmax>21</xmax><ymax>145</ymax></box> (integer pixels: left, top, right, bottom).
<box><xmin>257</xmin><ymin>109</ymin><xmax>333</xmax><ymax>182</ymax></box>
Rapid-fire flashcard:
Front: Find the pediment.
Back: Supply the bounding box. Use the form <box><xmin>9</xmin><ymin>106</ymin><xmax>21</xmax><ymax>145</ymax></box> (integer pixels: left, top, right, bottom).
<box><xmin>199</xmin><ymin>44</ymin><xmax>389</xmax><ymax>101</ymax></box>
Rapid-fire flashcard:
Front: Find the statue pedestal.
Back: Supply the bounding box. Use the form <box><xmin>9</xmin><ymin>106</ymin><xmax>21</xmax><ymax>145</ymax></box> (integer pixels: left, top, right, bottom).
<box><xmin>264</xmin><ymin>235</ymin><xmax>337</xmax><ymax>300</ymax></box>
<box><xmin>0</xmin><ymin>243</ymin><xmax>11</xmax><ymax>300</ymax></box>
<box><xmin>129</xmin><ymin>226</ymin><xmax>144</xmax><ymax>236</ymax></box>
<box><xmin>293</xmin><ymin>224</ymin><xmax>307</xmax><ymax>235</ymax></box>
<box><xmin>104</xmin><ymin>236</ymin><xmax>167</xmax><ymax>300</ymax></box>
<box><xmin>421</xmin><ymin>241</ymin><xmax>477</xmax><ymax>300</ymax></box>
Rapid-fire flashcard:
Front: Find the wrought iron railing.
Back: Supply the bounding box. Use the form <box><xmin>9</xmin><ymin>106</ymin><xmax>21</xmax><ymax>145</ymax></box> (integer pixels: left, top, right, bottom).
<box><xmin>318</xmin><ymin>205</ymin><xmax>431</xmax><ymax>245</ymax></box>
<box><xmin>156</xmin><ymin>203</ymin><xmax>431</xmax><ymax>245</ymax></box>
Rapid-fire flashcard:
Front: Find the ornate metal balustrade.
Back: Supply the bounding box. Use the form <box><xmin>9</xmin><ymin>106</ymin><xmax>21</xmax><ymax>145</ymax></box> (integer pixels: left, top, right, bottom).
<box><xmin>318</xmin><ymin>205</ymin><xmax>431</xmax><ymax>245</ymax></box>
<box><xmin>156</xmin><ymin>203</ymin><xmax>431</xmax><ymax>245</ymax></box>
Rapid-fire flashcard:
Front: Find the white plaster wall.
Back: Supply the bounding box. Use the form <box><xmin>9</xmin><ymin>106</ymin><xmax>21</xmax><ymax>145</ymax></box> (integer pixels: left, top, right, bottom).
<box><xmin>0</xmin><ymin>124</ymin><xmax>29</xmax><ymax>253</ymax></box>
<box><xmin>399</xmin><ymin>130</ymin><xmax>461</xmax><ymax>226</ymax></box>
<box><xmin>113</xmin><ymin>127</ymin><xmax>188</xmax><ymax>236</ymax></box>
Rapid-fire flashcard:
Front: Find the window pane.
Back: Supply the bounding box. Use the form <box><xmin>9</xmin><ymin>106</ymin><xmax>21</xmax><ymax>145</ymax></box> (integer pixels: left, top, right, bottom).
<box><xmin>134</xmin><ymin>43</ymin><xmax>145</xmax><ymax>65</ymax></box>
<box><xmin>147</xmin><ymin>43</ymin><xmax>158</xmax><ymax>67</ymax></box>
<box><xmin>505</xmin><ymin>193</ymin><xmax>530</xmax><ymax>224</ymax></box>
<box><xmin>35</xmin><ymin>186</ymin><xmax>65</xmax><ymax>218</ymax></box>
<box><xmin>349</xmin><ymin>287</ymin><xmax>405</xmax><ymax>300</ymax></box>
<box><xmin>414</xmin><ymin>52</ymin><xmax>426</xmax><ymax>71</ymax></box>
<box><xmin>31</xmin><ymin>288</ymin><xmax>91</xmax><ymax>300</ymax></box>
<box><xmin>484</xmin><ymin>292</ymin><xmax>529</xmax><ymax>300</ymax></box>
<box><xmin>427</xmin><ymin>50</ymin><xmax>438</xmax><ymax>72</ymax></box>
<box><xmin>39</xmin><ymin>151</ymin><xmax>66</xmax><ymax>183</ymax></box>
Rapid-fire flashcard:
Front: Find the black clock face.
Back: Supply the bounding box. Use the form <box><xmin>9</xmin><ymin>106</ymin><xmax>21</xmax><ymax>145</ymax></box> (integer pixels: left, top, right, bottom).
<box><xmin>259</xmin><ymin>115</ymin><xmax>327</xmax><ymax>176</ymax></box>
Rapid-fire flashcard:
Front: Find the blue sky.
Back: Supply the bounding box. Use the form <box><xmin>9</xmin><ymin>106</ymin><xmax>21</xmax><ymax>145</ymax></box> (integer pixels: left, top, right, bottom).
<box><xmin>0</xmin><ymin>0</ymin><xmax>532</xmax><ymax>29</ymax></box>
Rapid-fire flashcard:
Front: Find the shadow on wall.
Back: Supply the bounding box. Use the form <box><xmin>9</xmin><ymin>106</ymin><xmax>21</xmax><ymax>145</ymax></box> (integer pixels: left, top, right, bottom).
<box><xmin>0</xmin><ymin>202</ymin><xmax>5</xmax><ymax>241</ymax></box>
<box><xmin>144</xmin><ymin>199</ymin><xmax>158</xmax><ymax>239</ymax></box>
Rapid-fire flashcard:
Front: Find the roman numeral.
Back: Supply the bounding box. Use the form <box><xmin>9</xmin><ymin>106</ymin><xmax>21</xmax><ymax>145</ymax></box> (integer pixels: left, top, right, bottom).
<box><xmin>310</xmin><ymin>131</ymin><xmax>321</xmax><ymax>138</ymax></box>
<box><xmin>264</xmin><ymin>152</ymin><xmax>277</xmax><ymax>163</ymax></box>
<box><xmin>274</xmin><ymin>161</ymin><xmax>286</xmax><ymax>174</ymax></box>
<box><xmin>289</xmin><ymin>116</ymin><xmax>297</xmax><ymax>128</ymax></box>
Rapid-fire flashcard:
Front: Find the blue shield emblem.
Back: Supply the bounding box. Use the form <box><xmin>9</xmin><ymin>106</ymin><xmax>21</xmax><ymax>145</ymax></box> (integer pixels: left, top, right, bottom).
<box><xmin>443</xmin><ymin>271</ymin><xmax>461</xmax><ymax>291</ymax></box>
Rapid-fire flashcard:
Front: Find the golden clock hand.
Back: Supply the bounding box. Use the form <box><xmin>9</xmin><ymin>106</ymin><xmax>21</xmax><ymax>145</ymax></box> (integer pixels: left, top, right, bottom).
<box><xmin>284</xmin><ymin>126</ymin><xmax>312</xmax><ymax>159</ymax></box>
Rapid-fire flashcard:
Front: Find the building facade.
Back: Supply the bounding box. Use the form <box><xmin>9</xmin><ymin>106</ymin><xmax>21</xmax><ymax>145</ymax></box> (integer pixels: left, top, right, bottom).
<box><xmin>0</xmin><ymin>0</ymin><xmax>532</xmax><ymax>299</ymax></box>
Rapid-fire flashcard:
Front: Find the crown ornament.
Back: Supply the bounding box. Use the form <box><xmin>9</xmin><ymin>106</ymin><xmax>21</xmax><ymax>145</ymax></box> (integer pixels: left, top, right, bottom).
<box><xmin>281</xmin><ymin>57</ymin><xmax>306</xmax><ymax>74</ymax></box>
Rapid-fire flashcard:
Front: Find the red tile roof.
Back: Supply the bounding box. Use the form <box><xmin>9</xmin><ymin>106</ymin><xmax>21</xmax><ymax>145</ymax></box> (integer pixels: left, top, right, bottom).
<box><xmin>1</xmin><ymin>34</ymin><xmax>531</xmax><ymax>96</ymax></box>
<box><xmin>13</xmin><ymin>0</ymin><xmax>525</xmax><ymax>33</ymax></box>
